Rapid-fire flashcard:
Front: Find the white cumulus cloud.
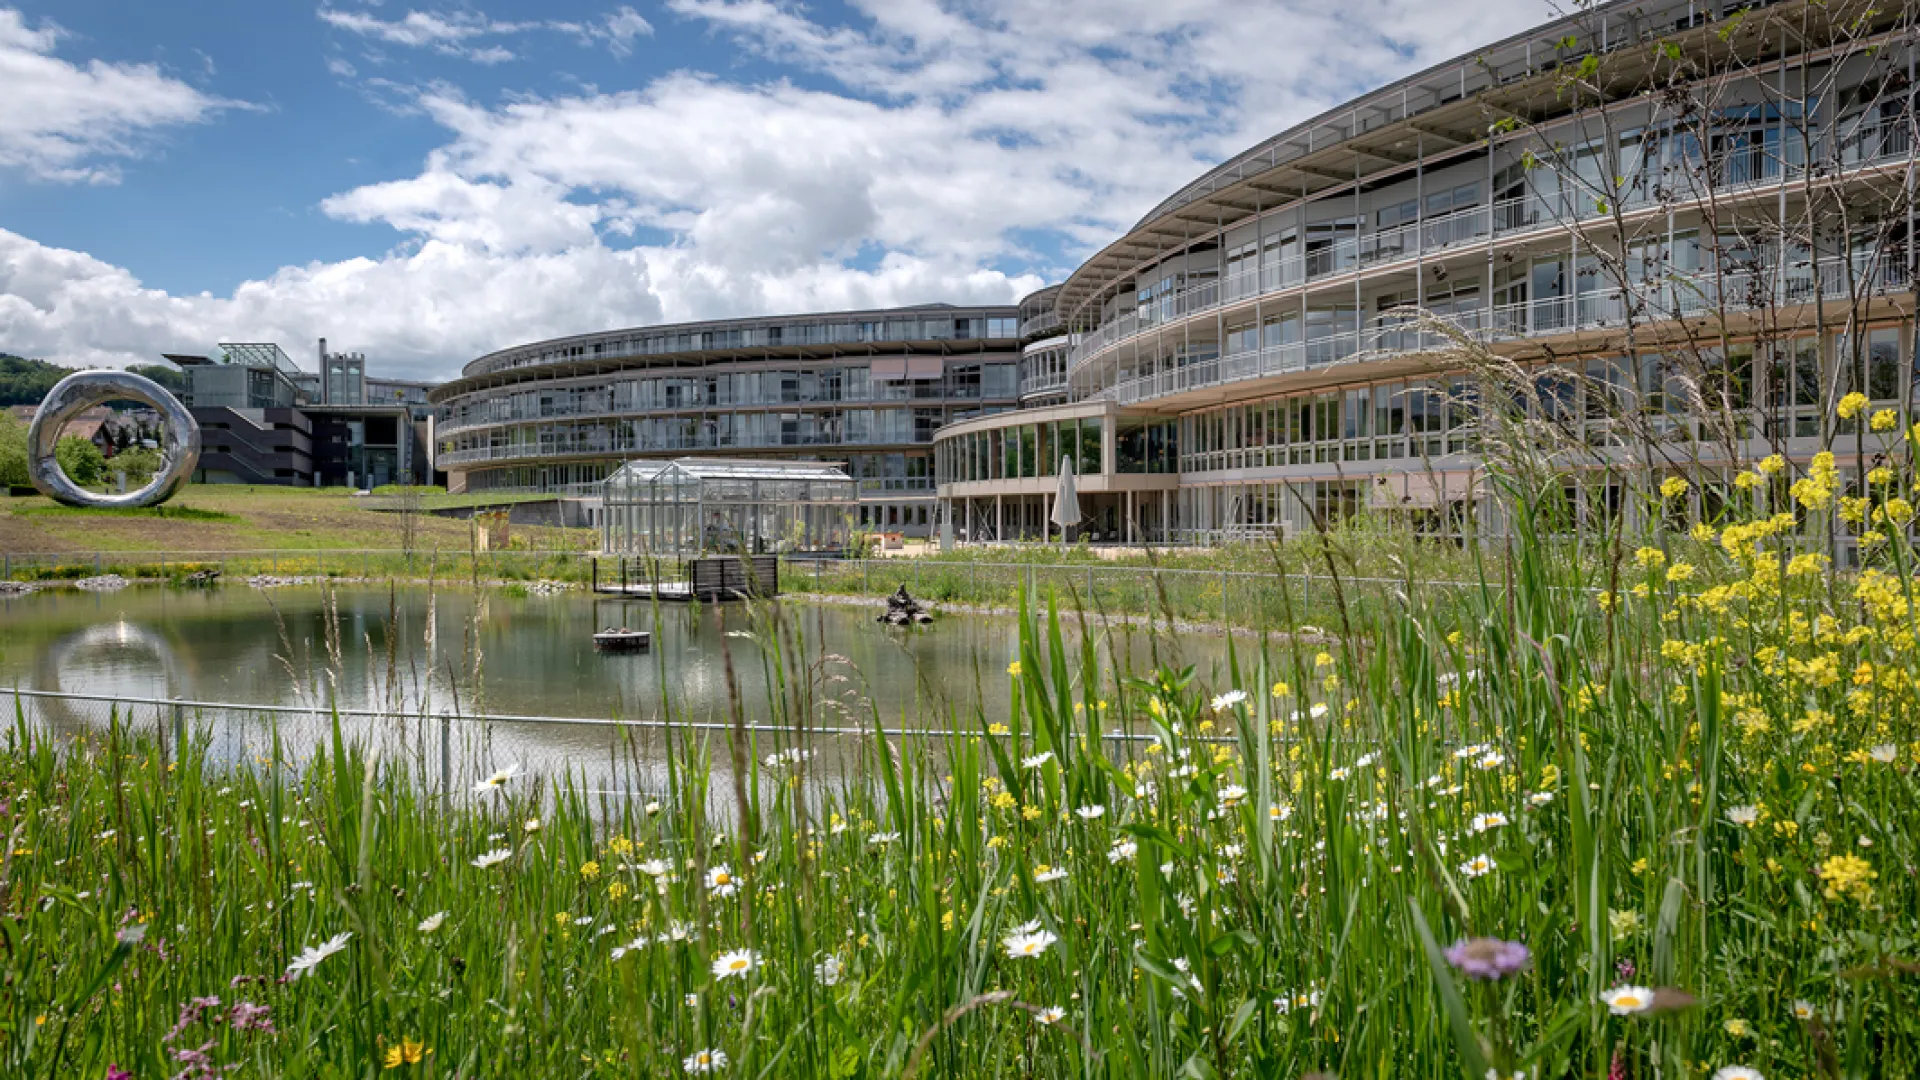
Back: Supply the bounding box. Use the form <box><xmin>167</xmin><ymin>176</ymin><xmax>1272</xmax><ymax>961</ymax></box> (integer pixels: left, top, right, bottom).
<box><xmin>0</xmin><ymin>9</ymin><xmax>230</xmax><ymax>183</ymax></box>
<box><xmin>3</xmin><ymin>0</ymin><xmax>1555</xmax><ymax>380</ymax></box>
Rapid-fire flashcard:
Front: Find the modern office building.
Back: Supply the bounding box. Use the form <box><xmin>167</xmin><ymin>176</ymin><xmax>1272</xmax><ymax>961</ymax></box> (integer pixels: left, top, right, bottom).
<box><xmin>933</xmin><ymin>0</ymin><xmax>1919</xmax><ymax>544</ymax></box>
<box><xmin>429</xmin><ymin>306</ymin><xmax>1022</xmax><ymax>534</ymax></box>
<box><xmin>432</xmin><ymin>0</ymin><xmax>1915</xmax><ymax>545</ymax></box>
<box><xmin>162</xmin><ymin>341</ymin><xmax>437</xmax><ymax>488</ymax></box>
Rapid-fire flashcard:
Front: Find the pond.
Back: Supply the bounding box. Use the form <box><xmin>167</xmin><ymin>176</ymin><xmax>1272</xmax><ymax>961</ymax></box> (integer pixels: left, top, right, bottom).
<box><xmin>0</xmin><ymin>584</ymin><xmax>1239</xmax><ymax>797</ymax></box>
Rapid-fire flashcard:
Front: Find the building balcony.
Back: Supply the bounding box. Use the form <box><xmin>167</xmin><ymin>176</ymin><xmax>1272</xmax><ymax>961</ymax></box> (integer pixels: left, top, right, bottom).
<box><xmin>1083</xmin><ymin>253</ymin><xmax>1910</xmax><ymax>408</ymax></box>
<box><xmin>1068</xmin><ymin>122</ymin><xmax>1910</xmax><ymax>378</ymax></box>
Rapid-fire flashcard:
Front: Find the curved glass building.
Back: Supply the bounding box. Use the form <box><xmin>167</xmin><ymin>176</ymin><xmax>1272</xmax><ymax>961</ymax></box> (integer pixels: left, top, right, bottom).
<box><xmin>435</xmin><ymin>0</ymin><xmax>1917</xmax><ymax>548</ymax></box>
<box><xmin>431</xmin><ymin>306</ymin><xmax>1020</xmax><ymax>534</ymax></box>
<box><xmin>935</xmin><ymin>0</ymin><xmax>1918</xmax><ymax>544</ymax></box>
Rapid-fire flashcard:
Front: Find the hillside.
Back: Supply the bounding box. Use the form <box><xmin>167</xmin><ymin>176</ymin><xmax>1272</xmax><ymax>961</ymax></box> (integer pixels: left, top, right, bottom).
<box><xmin>0</xmin><ymin>355</ymin><xmax>73</xmax><ymax>407</ymax></box>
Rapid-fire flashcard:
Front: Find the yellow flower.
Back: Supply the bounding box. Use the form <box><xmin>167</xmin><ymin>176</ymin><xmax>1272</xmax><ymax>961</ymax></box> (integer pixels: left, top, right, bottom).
<box><xmin>1666</xmin><ymin>562</ymin><xmax>1695</xmax><ymax>583</ymax></box>
<box><xmin>1633</xmin><ymin>546</ymin><xmax>1667</xmax><ymax>570</ymax></box>
<box><xmin>1724</xmin><ymin>1018</ymin><xmax>1751</xmax><ymax>1038</ymax></box>
<box><xmin>1818</xmin><ymin>853</ymin><xmax>1876</xmax><ymax>905</ymax></box>
<box><xmin>607</xmin><ymin>881</ymin><xmax>628</xmax><ymax>901</ymax></box>
<box><xmin>1007</xmin><ymin>660</ymin><xmax>1022</xmax><ymax>677</ymax></box>
<box><xmin>987</xmin><ymin>723</ymin><xmax>1010</xmax><ymax>736</ymax></box>
<box><xmin>1020</xmin><ymin>804</ymin><xmax>1042</xmax><ymax>821</ymax></box>
<box><xmin>1837</xmin><ymin>391</ymin><xmax>1868</xmax><ymax>419</ymax></box>
<box><xmin>1271</xmin><ymin>681</ymin><xmax>1291</xmax><ymax>699</ymax></box>
<box><xmin>1756</xmin><ymin>454</ymin><xmax>1786</xmax><ymax>475</ymax></box>
<box><xmin>383</xmin><ymin>1037</ymin><xmax>428</xmax><ymax>1069</ymax></box>
<box><xmin>1660</xmin><ymin>476</ymin><xmax>1690</xmax><ymax>499</ymax></box>
<box><xmin>1871</xmin><ymin>408</ymin><xmax>1898</xmax><ymax>431</ymax></box>
<box><xmin>580</xmin><ymin>860</ymin><xmax>601</xmax><ymax>881</ymax></box>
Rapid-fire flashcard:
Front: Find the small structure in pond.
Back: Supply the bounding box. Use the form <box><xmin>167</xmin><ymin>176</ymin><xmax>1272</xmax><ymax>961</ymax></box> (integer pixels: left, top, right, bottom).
<box><xmin>597</xmin><ymin>458</ymin><xmax>857</xmax><ymax>600</ymax></box>
<box><xmin>593</xmin><ymin>627</ymin><xmax>652</xmax><ymax>652</ymax></box>
<box><xmin>879</xmin><ymin>585</ymin><xmax>933</xmax><ymax>626</ymax></box>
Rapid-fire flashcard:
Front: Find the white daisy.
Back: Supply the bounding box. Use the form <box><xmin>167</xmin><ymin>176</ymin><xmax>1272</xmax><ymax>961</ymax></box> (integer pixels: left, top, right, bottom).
<box><xmin>814</xmin><ymin>954</ymin><xmax>843</xmax><ymax>987</ymax></box>
<box><xmin>1270</xmin><ymin>804</ymin><xmax>1293</xmax><ymax>821</ymax></box>
<box><xmin>1600</xmin><ymin>985</ymin><xmax>1654</xmax><ymax>1014</ymax></box>
<box><xmin>1458</xmin><ymin>854</ymin><xmax>1494</xmax><ymax>879</ymax></box>
<box><xmin>1035</xmin><ymin>867</ymin><xmax>1068</xmax><ymax>884</ymax></box>
<box><xmin>1470</xmin><ymin>812</ymin><xmax>1509</xmax><ymax>834</ymax></box>
<box><xmin>1210</xmin><ymin>689</ymin><xmax>1248</xmax><ymax>711</ymax></box>
<box><xmin>1003</xmin><ymin>928</ymin><xmax>1058</xmax><ymax>958</ymax></box>
<box><xmin>1075</xmin><ymin>805</ymin><xmax>1106</xmax><ymax>820</ymax></box>
<box><xmin>1022</xmin><ymin>751</ymin><xmax>1055</xmax><ymax>770</ymax></box>
<box><xmin>711</xmin><ymin>948</ymin><xmax>759</xmax><ymax>980</ymax></box>
<box><xmin>682</xmin><ymin>1048</ymin><xmax>729</xmax><ymax>1073</ymax></box>
<box><xmin>417</xmin><ymin>911</ymin><xmax>447</xmax><ymax>933</ymax></box>
<box><xmin>472</xmin><ymin>764</ymin><xmax>522</xmax><ymax>794</ymax></box>
<box><xmin>1108</xmin><ymin>840</ymin><xmax>1137</xmax><ymax>863</ymax></box>
<box><xmin>1791</xmin><ymin>1000</ymin><xmax>1815</xmax><ymax>1020</ymax></box>
<box><xmin>1710</xmin><ymin>1068</ymin><xmax>1763</xmax><ymax>1080</ymax></box>
<box><xmin>1527</xmin><ymin>791</ymin><xmax>1555</xmax><ymax>807</ymax></box>
<box><xmin>1867</xmin><ymin>744</ymin><xmax>1897</xmax><ymax>764</ymax></box>
<box><xmin>1035</xmin><ymin>1006</ymin><xmax>1066</xmax><ymax>1025</ymax></box>
<box><xmin>471</xmin><ymin>848</ymin><xmax>512</xmax><ymax>869</ymax></box>
<box><xmin>706</xmin><ymin>865</ymin><xmax>739</xmax><ymax>897</ymax></box>
<box><xmin>638</xmin><ymin>858</ymin><xmax>672</xmax><ymax>876</ymax></box>
<box><xmin>1725</xmin><ymin>805</ymin><xmax>1759</xmax><ymax>827</ymax></box>
<box><xmin>285</xmin><ymin>931</ymin><xmax>352</xmax><ymax>980</ymax></box>
<box><xmin>1217</xmin><ymin>784</ymin><xmax>1248</xmax><ymax>807</ymax></box>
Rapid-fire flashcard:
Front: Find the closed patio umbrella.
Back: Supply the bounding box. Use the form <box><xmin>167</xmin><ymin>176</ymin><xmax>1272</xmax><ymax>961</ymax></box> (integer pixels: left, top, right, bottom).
<box><xmin>1051</xmin><ymin>455</ymin><xmax>1082</xmax><ymax>546</ymax></box>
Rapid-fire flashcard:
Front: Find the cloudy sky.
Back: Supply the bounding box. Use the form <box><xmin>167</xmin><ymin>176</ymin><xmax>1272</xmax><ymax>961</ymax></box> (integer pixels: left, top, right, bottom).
<box><xmin>0</xmin><ymin>0</ymin><xmax>1553</xmax><ymax>380</ymax></box>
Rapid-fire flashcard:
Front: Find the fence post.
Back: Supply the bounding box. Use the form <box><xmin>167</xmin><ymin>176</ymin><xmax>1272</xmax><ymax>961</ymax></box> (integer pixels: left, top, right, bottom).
<box><xmin>3</xmin><ymin>553</ymin><xmax>9</xmax><ymax>580</ymax></box>
<box><xmin>440</xmin><ymin>714</ymin><xmax>452</xmax><ymax>799</ymax></box>
<box><xmin>171</xmin><ymin>701</ymin><xmax>186</xmax><ymax>755</ymax></box>
<box><xmin>95</xmin><ymin>553</ymin><xmax>102</xmax><ymax>576</ymax></box>
<box><xmin>863</xmin><ymin>559</ymin><xmax>869</xmax><ymax>593</ymax></box>
<box><xmin>1221</xmin><ymin>570</ymin><xmax>1229</xmax><ymax>627</ymax></box>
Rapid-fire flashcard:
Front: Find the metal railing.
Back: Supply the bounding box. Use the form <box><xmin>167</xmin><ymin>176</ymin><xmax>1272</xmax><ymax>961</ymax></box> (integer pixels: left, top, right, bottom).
<box><xmin>1084</xmin><ymin>252</ymin><xmax>1911</xmax><ymax>407</ymax></box>
<box><xmin>0</xmin><ymin>684</ymin><xmax>1188</xmax><ymax>804</ymax></box>
<box><xmin>1068</xmin><ymin>128</ymin><xmax>1910</xmax><ymax>377</ymax></box>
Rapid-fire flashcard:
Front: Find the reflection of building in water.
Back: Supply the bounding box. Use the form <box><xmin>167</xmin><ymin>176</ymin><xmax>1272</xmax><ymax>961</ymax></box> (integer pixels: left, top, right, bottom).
<box><xmin>31</xmin><ymin>621</ymin><xmax>185</xmax><ymax>736</ymax></box>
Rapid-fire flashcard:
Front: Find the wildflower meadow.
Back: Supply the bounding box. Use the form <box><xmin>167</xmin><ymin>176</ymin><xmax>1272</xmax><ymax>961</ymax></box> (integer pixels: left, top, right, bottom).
<box><xmin>4</xmin><ymin>424</ymin><xmax>1919</xmax><ymax>1078</ymax></box>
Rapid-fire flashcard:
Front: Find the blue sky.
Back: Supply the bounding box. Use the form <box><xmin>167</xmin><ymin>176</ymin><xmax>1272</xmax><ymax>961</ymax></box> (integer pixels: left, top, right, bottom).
<box><xmin>0</xmin><ymin>0</ymin><xmax>1551</xmax><ymax>379</ymax></box>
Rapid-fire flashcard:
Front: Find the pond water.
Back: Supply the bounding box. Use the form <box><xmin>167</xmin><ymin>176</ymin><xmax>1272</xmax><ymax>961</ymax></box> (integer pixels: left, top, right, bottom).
<box><xmin>0</xmin><ymin>584</ymin><xmax>1238</xmax><ymax>796</ymax></box>
<box><xmin>0</xmin><ymin>584</ymin><xmax>1235</xmax><ymax>720</ymax></box>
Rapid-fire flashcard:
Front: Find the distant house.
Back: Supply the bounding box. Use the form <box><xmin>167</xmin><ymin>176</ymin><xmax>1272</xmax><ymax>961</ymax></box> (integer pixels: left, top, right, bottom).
<box><xmin>8</xmin><ymin>402</ymin><xmax>113</xmax><ymax>447</ymax></box>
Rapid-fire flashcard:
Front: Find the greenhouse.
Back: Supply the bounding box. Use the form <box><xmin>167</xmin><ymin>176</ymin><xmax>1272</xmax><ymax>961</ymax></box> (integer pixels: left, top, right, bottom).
<box><xmin>599</xmin><ymin>457</ymin><xmax>858</xmax><ymax>557</ymax></box>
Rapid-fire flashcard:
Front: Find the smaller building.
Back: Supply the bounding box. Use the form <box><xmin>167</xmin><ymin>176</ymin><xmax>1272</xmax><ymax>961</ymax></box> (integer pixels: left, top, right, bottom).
<box><xmin>600</xmin><ymin>458</ymin><xmax>857</xmax><ymax>557</ymax></box>
<box><xmin>160</xmin><ymin>341</ymin><xmax>439</xmax><ymax>488</ymax></box>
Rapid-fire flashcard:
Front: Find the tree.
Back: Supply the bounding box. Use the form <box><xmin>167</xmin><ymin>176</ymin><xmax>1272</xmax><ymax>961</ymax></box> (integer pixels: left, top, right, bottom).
<box><xmin>125</xmin><ymin>364</ymin><xmax>189</xmax><ymax>400</ymax></box>
<box><xmin>55</xmin><ymin>435</ymin><xmax>106</xmax><ymax>489</ymax></box>
<box><xmin>108</xmin><ymin>446</ymin><xmax>165</xmax><ymax>488</ymax></box>
<box><xmin>0</xmin><ymin>412</ymin><xmax>27</xmax><ymax>489</ymax></box>
<box><xmin>0</xmin><ymin>356</ymin><xmax>74</xmax><ymax>406</ymax></box>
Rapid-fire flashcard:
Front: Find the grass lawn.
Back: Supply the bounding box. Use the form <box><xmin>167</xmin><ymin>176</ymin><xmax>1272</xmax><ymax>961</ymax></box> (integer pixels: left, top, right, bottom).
<box><xmin>0</xmin><ymin>485</ymin><xmax>592</xmax><ymax>556</ymax></box>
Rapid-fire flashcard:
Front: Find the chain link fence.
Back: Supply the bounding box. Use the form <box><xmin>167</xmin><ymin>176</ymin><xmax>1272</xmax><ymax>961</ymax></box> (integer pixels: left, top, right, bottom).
<box><xmin>0</xmin><ymin>688</ymin><xmax>1189</xmax><ymax>811</ymax></box>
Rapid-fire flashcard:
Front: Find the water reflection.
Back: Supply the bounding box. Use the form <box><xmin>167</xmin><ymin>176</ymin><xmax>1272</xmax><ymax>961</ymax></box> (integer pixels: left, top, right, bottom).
<box><xmin>1</xmin><ymin>584</ymin><xmax>1231</xmax><ymax>799</ymax></box>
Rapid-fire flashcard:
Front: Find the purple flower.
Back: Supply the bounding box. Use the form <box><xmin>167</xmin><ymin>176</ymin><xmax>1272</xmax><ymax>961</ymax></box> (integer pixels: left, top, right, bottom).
<box><xmin>227</xmin><ymin>1002</ymin><xmax>275</xmax><ymax>1034</ymax></box>
<box><xmin>1444</xmin><ymin>936</ymin><xmax>1531</xmax><ymax>980</ymax></box>
<box><xmin>107</xmin><ymin>1067</ymin><xmax>132</xmax><ymax>1080</ymax></box>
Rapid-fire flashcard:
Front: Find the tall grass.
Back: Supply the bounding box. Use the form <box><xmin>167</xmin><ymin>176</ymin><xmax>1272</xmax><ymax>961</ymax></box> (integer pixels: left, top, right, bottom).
<box><xmin>2</xmin><ymin>446</ymin><xmax>1917</xmax><ymax>1077</ymax></box>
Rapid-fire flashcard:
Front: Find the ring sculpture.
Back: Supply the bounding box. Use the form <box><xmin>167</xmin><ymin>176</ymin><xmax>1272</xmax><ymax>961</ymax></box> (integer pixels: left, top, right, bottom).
<box><xmin>28</xmin><ymin>370</ymin><xmax>200</xmax><ymax>508</ymax></box>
